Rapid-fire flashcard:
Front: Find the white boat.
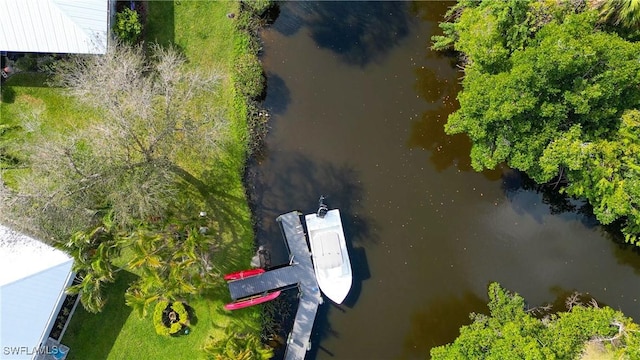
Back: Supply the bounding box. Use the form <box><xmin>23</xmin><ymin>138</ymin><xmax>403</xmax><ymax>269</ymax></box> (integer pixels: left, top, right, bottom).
<box><xmin>305</xmin><ymin>198</ymin><xmax>352</xmax><ymax>304</ymax></box>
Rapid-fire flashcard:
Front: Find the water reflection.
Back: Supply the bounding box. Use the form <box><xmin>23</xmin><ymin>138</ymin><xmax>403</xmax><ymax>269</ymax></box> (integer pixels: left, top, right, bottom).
<box><xmin>501</xmin><ymin>170</ymin><xmax>599</xmax><ymax>227</ymax></box>
<box><xmin>407</xmin><ymin>62</ymin><xmax>485</xmax><ymax>175</ymax></box>
<box><xmin>246</xmin><ymin>151</ymin><xmax>377</xmax><ymax>264</ymax></box>
<box><xmin>264</xmin><ymin>72</ymin><xmax>291</xmax><ymax>115</ymax></box>
<box><xmin>408</xmin><ymin>1</ymin><xmax>457</xmax><ymax>23</ymax></box>
<box><xmin>414</xmin><ymin>66</ymin><xmax>450</xmax><ymax>103</ymax></box>
<box><xmin>272</xmin><ymin>1</ymin><xmax>412</xmax><ymax>66</ymax></box>
<box><xmin>401</xmin><ymin>292</ymin><xmax>487</xmax><ymax>360</ymax></box>
<box><xmin>613</xmin><ymin>242</ymin><xmax>640</xmax><ymax>275</ymax></box>
<box><xmin>547</xmin><ymin>286</ymin><xmax>604</xmax><ymax>312</ymax></box>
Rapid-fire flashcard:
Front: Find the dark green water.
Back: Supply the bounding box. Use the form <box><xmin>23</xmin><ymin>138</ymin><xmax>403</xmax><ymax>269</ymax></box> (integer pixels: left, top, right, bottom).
<box><xmin>247</xmin><ymin>2</ymin><xmax>640</xmax><ymax>359</ymax></box>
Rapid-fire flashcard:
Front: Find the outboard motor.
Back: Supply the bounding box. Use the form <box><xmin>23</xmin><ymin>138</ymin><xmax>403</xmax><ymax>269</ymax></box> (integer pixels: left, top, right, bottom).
<box><xmin>317</xmin><ymin>195</ymin><xmax>328</xmax><ymax>218</ymax></box>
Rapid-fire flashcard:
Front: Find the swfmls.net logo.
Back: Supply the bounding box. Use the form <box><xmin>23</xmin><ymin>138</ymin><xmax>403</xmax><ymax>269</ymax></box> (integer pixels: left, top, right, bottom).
<box><xmin>3</xmin><ymin>346</ymin><xmax>59</xmax><ymax>356</ymax></box>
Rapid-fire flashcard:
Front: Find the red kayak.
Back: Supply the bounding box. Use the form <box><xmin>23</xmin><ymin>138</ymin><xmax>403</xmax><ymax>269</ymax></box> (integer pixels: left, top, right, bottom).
<box><xmin>224</xmin><ymin>291</ymin><xmax>281</xmax><ymax>311</ymax></box>
<box><xmin>224</xmin><ymin>268</ymin><xmax>265</xmax><ymax>281</ymax></box>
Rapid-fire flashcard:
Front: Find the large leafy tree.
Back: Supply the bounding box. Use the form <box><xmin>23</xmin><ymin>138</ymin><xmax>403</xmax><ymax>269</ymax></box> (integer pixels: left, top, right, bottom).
<box><xmin>0</xmin><ymin>43</ymin><xmax>232</xmax><ymax>313</ymax></box>
<box><xmin>430</xmin><ymin>283</ymin><xmax>640</xmax><ymax>359</ymax></box>
<box><xmin>433</xmin><ymin>3</ymin><xmax>640</xmax><ymax>243</ymax></box>
<box><xmin>540</xmin><ymin>110</ymin><xmax>640</xmax><ymax>242</ymax></box>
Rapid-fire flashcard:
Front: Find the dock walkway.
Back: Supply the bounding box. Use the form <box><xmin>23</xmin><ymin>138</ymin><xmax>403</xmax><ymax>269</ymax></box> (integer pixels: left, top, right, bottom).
<box><xmin>226</xmin><ymin>211</ymin><xmax>322</xmax><ymax>360</ymax></box>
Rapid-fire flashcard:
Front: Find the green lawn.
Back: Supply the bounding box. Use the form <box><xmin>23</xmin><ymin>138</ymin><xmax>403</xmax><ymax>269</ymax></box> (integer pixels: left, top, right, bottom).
<box><xmin>1</xmin><ymin>72</ymin><xmax>98</xmax><ymax>186</ymax></box>
<box><xmin>1</xmin><ymin>73</ymin><xmax>97</xmax><ymax>133</ymax></box>
<box><xmin>62</xmin><ymin>271</ymin><xmax>136</xmax><ymax>360</ymax></box>
<box><xmin>63</xmin><ymin>271</ymin><xmax>262</xmax><ymax>360</ymax></box>
<box><xmin>103</xmin><ymin>291</ymin><xmax>260</xmax><ymax>360</ymax></box>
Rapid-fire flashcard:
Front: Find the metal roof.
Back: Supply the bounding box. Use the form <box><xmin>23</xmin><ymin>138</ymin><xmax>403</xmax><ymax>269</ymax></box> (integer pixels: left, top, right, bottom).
<box><xmin>0</xmin><ymin>225</ymin><xmax>74</xmax><ymax>360</ymax></box>
<box><xmin>0</xmin><ymin>0</ymin><xmax>109</xmax><ymax>54</ymax></box>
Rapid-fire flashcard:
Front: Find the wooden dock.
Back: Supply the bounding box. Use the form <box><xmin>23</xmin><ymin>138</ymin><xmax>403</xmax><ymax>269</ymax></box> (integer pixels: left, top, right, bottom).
<box><xmin>226</xmin><ymin>211</ymin><xmax>322</xmax><ymax>360</ymax></box>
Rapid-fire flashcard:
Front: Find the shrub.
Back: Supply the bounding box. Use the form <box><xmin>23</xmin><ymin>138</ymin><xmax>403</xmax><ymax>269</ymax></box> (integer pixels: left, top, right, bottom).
<box><xmin>234</xmin><ymin>53</ymin><xmax>264</xmax><ymax>99</ymax></box>
<box><xmin>113</xmin><ymin>8</ymin><xmax>142</xmax><ymax>44</ymax></box>
<box><xmin>153</xmin><ymin>300</ymin><xmax>190</xmax><ymax>336</ymax></box>
<box><xmin>242</xmin><ymin>0</ymin><xmax>273</xmax><ymax>16</ymax></box>
<box><xmin>15</xmin><ymin>55</ymin><xmax>37</xmax><ymax>71</ymax></box>
<box><xmin>171</xmin><ymin>301</ymin><xmax>188</xmax><ymax>325</ymax></box>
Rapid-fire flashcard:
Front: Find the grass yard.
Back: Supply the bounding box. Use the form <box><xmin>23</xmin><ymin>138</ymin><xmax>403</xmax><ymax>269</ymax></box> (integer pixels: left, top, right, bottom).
<box><xmin>1</xmin><ymin>1</ymin><xmax>266</xmax><ymax>359</ymax></box>
<box><xmin>62</xmin><ymin>1</ymin><xmax>265</xmax><ymax>359</ymax></box>
<box><xmin>62</xmin><ymin>271</ymin><xmax>136</xmax><ymax>360</ymax></box>
<box><xmin>1</xmin><ymin>72</ymin><xmax>98</xmax><ymax>185</ymax></box>
<box><xmin>63</xmin><ymin>271</ymin><xmax>262</xmax><ymax>360</ymax></box>
<box><xmin>105</xmin><ymin>296</ymin><xmax>261</xmax><ymax>360</ymax></box>
<box><xmin>1</xmin><ymin>73</ymin><xmax>97</xmax><ymax>134</ymax></box>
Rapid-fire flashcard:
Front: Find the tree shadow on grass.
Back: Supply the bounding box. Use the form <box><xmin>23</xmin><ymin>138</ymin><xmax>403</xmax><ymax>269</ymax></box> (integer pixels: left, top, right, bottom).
<box><xmin>184</xmin><ymin>303</ymin><xmax>198</xmax><ymax>326</ymax></box>
<box><xmin>1</xmin><ymin>85</ymin><xmax>16</xmax><ymax>103</ymax></box>
<box><xmin>172</xmin><ymin>158</ymin><xmax>252</xmax><ymax>238</ymax></box>
<box><xmin>3</xmin><ymin>72</ymin><xmax>54</xmax><ymax>88</ymax></box>
<box><xmin>144</xmin><ymin>1</ymin><xmax>175</xmax><ymax>46</ymax></box>
<box><xmin>62</xmin><ymin>270</ymin><xmax>137</xmax><ymax>360</ymax></box>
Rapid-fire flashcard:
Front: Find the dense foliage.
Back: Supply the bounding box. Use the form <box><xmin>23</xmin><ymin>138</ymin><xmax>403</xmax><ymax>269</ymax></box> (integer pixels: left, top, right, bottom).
<box><xmin>431</xmin><ymin>283</ymin><xmax>640</xmax><ymax>359</ymax></box>
<box><xmin>124</xmin><ymin>217</ymin><xmax>220</xmax><ymax>318</ymax></box>
<box><xmin>595</xmin><ymin>0</ymin><xmax>640</xmax><ymax>29</ymax></box>
<box><xmin>113</xmin><ymin>8</ymin><xmax>142</xmax><ymax>44</ymax></box>
<box><xmin>203</xmin><ymin>329</ymin><xmax>273</xmax><ymax>360</ymax></box>
<box><xmin>64</xmin><ymin>212</ymin><xmax>120</xmax><ymax>313</ymax></box>
<box><xmin>433</xmin><ymin>1</ymin><xmax>640</xmax><ymax>243</ymax></box>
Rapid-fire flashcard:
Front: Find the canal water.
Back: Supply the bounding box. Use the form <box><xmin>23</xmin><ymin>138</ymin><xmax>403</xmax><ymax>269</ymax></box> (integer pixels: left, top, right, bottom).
<box><xmin>247</xmin><ymin>2</ymin><xmax>640</xmax><ymax>359</ymax></box>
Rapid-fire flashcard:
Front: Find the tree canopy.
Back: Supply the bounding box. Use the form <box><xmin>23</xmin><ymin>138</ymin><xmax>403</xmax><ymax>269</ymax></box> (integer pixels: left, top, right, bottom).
<box><xmin>433</xmin><ymin>1</ymin><xmax>640</xmax><ymax>243</ymax></box>
<box><xmin>430</xmin><ymin>283</ymin><xmax>640</xmax><ymax>359</ymax></box>
<box><xmin>1</xmin><ymin>43</ymin><xmax>228</xmax><ymax>239</ymax></box>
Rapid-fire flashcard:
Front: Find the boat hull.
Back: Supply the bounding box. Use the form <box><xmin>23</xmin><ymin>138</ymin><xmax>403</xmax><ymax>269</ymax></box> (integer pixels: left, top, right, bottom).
<box><xmin>224</xmin><ymin>290</ymin><xmax>281</xmax><ymax>310</ymax></box>
<box><xmin>224</xmin><ymin>268</ymin><xmax>265</xmax><ymax>281</ymax></box>
<box><xmin>305</xmin><ymin>209</ymin><xmax>352</xmax><ymax>304</ymax></box>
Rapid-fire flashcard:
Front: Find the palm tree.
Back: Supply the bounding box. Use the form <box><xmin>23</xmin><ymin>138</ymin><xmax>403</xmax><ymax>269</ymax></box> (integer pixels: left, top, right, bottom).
<box><xmin>124</xmin><ymin>286</ymin><xmax>159</xmax><ymax>319</ymax></box>
<box><xmin>592</xmin><ymin>0</ymin><xmax>640</xmax><ymax>28</ymax></box>
<box><xmin>203</xmin><ymin>330</ymin><xmax>273</xmax><ymax>360</ymax></box>
<box><xmin>127</xmin><ymin>230</ymin><xmax>164</xmax><ymax>270</ymax></box>
<box><xmin>63</xmin><ymin>211</ymin><xmax>121</xmax><ymax>313</ymax></box>
<box><xmin>66</xmin><ymin>273</ymin><xmax>106</xmax><ymax>313</ymax></box>
<box><xmin>123</xmin><ymin>221</ymin><xmax>218</xmax><ymax>317</ymax></box>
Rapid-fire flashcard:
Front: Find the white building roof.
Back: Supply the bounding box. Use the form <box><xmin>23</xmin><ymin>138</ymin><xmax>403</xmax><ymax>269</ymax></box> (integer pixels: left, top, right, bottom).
<box><xmin>0</xmin><ymin>0</ymin><xmax>108</xmax><ymax>54</ymax></box>
<box><xmin>0</xmin><ymin>225</ymin><xmax>74</xmax><ymax>360</ymax></box>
